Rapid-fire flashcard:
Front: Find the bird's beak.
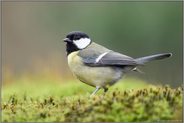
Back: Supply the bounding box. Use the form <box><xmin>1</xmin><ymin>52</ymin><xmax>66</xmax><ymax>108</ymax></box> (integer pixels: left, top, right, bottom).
<box><xmin>63</xmin><ymin>38</ymin><xmax>72</xmax><ymax>43</ymax></box>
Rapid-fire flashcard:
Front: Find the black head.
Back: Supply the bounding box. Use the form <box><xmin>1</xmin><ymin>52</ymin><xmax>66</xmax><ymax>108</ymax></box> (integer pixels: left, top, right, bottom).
<box><xmin>63</xmin><ymin>31</ymin><xmax>92</xmax><ymax>55</ymax></box>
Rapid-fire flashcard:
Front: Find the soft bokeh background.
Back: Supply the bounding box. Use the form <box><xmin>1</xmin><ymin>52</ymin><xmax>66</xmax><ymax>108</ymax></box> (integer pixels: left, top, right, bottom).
<box><xmin>2</xmin><ymin>1</ymin><xmax>182</xmax><ymax>87</ymax></box>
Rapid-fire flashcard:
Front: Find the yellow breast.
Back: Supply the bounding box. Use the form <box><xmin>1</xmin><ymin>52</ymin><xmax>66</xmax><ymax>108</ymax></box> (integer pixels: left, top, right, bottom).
<box><xmin>67</xmin><ymin>51</ymin><xmax>81</xmax><ymax>68</ymax></box>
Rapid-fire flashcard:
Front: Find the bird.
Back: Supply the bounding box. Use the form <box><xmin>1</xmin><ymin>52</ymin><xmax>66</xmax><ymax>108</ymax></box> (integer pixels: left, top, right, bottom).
<box><xmin>63</xmin><ymin>31</ymin><xmax>172</xmax><ymax>96</ymax></box>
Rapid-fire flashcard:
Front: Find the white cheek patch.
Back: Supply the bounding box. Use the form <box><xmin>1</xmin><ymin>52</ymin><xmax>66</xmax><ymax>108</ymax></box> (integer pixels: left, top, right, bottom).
<box><xmin>73</xmin><ymin>38</ymin><xmax>91</xmax><ymax>49</ymax></box>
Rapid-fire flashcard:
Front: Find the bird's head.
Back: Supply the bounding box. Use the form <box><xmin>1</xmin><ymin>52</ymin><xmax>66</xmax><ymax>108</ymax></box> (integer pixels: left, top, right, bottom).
<box><xmin>63</xmin><ymin>31</ymin><xmax>92</xmax><ymax>55</ymax></box>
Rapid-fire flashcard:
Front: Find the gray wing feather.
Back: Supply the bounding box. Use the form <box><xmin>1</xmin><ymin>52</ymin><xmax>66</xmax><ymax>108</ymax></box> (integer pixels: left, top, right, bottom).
<box><xmin>78</xmin><ymin>42</ymin><xmax>111</xmax><ymax>64</ymax></box>
<box><xmin>78</xmin><ymin>43</ymin><xmax>137</xmax><ymax>67</ymax></box>
<box><xmin>95</xmin><ymin>51</ymin><xmax>137</xmax><ymax>66</ymax></box>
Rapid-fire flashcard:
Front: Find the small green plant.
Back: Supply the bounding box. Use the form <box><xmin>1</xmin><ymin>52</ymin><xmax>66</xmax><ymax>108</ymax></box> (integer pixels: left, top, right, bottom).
<box><xmin>2</xmin><ymin>82</ymin><xmax>183</xmax><ymax>122</ymax></box>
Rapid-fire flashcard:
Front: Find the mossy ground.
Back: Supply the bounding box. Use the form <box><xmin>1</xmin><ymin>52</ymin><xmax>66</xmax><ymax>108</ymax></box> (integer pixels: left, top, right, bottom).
<box><xmin>1</xmin><ymin>78</ymin><xmax>183</xmax><ymax>122</ymax></box>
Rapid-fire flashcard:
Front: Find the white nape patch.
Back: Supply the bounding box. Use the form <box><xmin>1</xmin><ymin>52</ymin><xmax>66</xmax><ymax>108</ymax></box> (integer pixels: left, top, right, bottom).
<box><xmin>95</xmin><ymin>52</ymin><xmax>109</xmax><ymax>63</ymax></box>
<box><xmin>73</xmin><ymin>38</ymin><xmax>91</xmax><ymax>49</ymax></box>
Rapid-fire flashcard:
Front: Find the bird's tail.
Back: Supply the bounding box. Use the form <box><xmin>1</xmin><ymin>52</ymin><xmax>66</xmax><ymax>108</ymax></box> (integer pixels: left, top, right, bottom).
<box><xmin>135</xmin><ymin>53</ymin><xmax>172</xmax><ymax>64</ymax></box>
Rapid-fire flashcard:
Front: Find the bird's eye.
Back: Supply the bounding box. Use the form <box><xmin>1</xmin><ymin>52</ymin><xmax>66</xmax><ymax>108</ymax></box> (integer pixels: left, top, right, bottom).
<box><xmin>74</xmin><ymin>36</ymin><xmax>80</xmax><ymax>40</ymax></box>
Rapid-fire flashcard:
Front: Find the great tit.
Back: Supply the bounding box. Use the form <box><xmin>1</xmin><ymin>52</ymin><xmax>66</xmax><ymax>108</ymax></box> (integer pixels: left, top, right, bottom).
<box><xmin>63</xmin><ymin>31</ymin><xmax>172</xmax><ymax>96</ymax></box>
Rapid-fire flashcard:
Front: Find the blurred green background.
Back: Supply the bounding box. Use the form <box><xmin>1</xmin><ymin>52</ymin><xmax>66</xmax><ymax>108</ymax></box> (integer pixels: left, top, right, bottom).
<box><xmin>2</xmin><ymin>1</ymin><xmax>182</xmax><ymax>87</ymax></box>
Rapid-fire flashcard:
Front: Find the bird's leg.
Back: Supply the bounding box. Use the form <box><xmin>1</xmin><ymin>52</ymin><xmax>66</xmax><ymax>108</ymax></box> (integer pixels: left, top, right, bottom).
<box><xmin>90</xmin><ymin>86</ymin><xmax>100</xmax><ymax>97</ymax></box>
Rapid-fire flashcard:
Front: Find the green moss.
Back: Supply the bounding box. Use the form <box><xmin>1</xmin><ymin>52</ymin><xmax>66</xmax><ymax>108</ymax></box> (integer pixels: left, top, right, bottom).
<box><xmin>63</xmin><ymin>86</ymin><xmax>182</xmax><ymax>122</ymax></box>
<box><xmin>2</xmin><ymin>84</ymin><xmax>183</xmax><ymax>122</ymax></box>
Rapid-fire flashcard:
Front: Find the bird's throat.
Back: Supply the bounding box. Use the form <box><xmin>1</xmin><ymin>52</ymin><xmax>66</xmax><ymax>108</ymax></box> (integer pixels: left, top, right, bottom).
<box><xmin>66</xmin><ymin>43</ymin><xmax>80</xmax><ymax>55</ymax></box>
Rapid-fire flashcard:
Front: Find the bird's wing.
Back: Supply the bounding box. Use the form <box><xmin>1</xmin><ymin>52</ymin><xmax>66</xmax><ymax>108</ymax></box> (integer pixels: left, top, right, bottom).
<box><xmin>79</xmin><ymin>45</ymin><xmax>137</xmax><ymax>67</ymax></box>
